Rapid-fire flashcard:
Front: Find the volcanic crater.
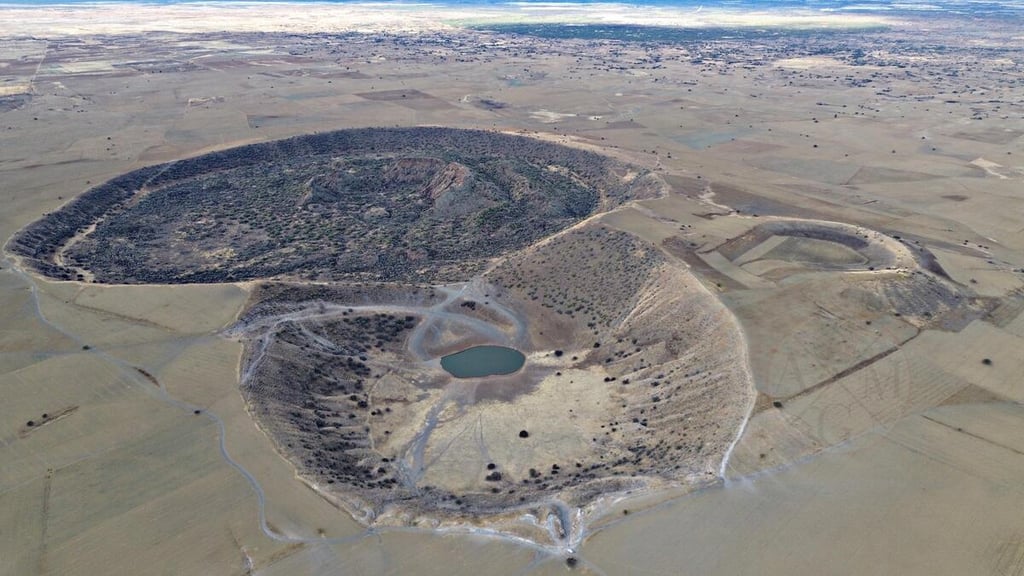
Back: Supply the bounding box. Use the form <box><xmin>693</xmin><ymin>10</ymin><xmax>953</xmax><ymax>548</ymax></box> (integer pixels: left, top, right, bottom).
<box><xmin>9</xmin><ymin>127</ymin><xmax>757</xmax><ymax>545</ymax></box>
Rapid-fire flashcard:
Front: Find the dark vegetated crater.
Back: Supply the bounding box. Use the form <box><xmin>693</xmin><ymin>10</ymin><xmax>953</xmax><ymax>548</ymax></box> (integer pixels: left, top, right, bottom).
<box><xmin>10</xmin><ymin>127</ymin><xmax>650</xmax><ymax>284</ymax></box>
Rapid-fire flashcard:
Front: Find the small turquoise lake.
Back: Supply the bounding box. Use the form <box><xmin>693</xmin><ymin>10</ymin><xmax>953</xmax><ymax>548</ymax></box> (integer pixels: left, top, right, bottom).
<box><xmin>440</xmin><ymin>346</ymin><xmax>525</xmax><ymax>378</ymax></box>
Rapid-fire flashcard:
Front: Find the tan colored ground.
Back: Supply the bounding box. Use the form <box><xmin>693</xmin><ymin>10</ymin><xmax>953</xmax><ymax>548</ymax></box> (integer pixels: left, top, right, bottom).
<box><xmin>1</xmin><ymin>4</ymin><xmax>1023</xmax><ymax>575</ymax></box>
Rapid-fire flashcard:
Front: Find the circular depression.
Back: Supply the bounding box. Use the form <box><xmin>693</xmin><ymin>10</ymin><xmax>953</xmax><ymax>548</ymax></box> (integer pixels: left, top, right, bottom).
<box><xmin>11</xmin><ymin>127</ymin><xmax>756</xmax><ymax>545</ymax></box>
<box><xmin>9</xmin><ymin>126</ymin><xmax>643</xmax><ymax>285</ymax></box>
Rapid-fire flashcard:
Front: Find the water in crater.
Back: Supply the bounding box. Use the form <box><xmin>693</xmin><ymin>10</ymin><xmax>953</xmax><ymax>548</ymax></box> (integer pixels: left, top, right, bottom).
<box><xmin>440</xmin><ymin>345</ymin><xmax>526</xmax><ymax>378</ymax></box>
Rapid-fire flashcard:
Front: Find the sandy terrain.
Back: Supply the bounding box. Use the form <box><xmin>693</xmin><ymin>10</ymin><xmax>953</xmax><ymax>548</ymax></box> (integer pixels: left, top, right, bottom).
<box><xmin>1</xmin><ymin>4</ymin><xmax>1023</xmax><ymax>575</ymax></box>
